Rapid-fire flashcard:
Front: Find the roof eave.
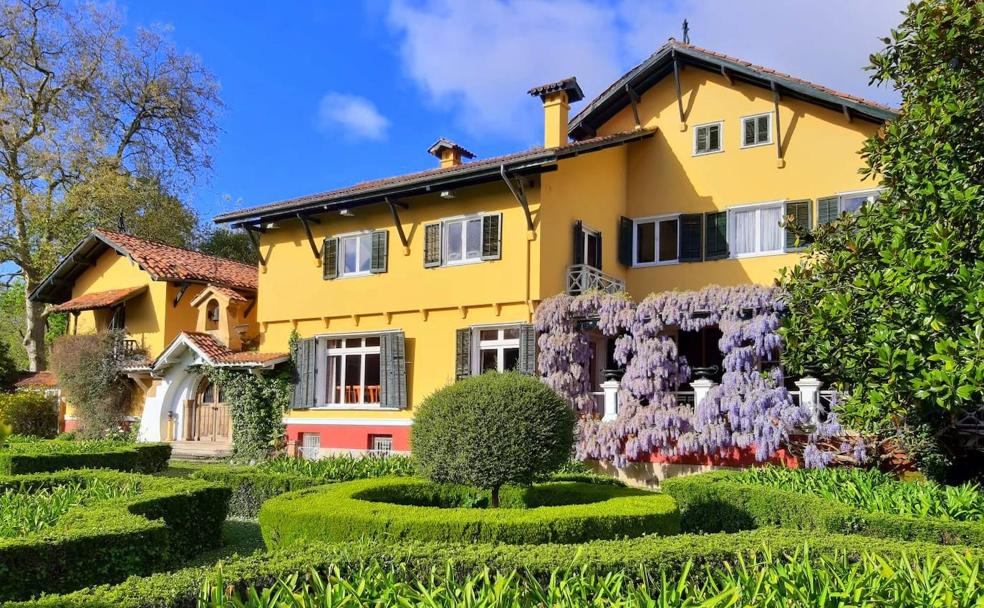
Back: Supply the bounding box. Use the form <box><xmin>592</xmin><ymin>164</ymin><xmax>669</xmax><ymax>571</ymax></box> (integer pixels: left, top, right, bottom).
<box><xmin>569</xmin><ymin>44</ymin><xmax>896</xmax><ymax>140</ymax></box>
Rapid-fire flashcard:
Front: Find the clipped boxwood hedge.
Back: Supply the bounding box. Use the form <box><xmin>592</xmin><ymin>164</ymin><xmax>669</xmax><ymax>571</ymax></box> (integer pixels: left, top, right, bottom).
<box><xmin>11</xmin><ymin>528</ymin><xmax>981</xmax><ymax>608</ymax></box>
<box><xmin>0</xmin><ymin>470</ymin><xmax>229</xmax><ymax>601</ymax></box>
<box><xmin>189</xmin><ymin>465</ymin><xmax>322</xmax><ymax>519</ymax></box>
<box><xmin>259</xmin><ymin>477</ymin><xmax>680</xmax><ymax>547</ymax></box>
<box><xmin>662</xmin><ymin>471</ymin><xmax>984</xmax><ymax>547</ymax></box>
<box><xmin>0</xmin><ymin>441</ymin><xmax>172</xmax><ymax>475</ymax></box>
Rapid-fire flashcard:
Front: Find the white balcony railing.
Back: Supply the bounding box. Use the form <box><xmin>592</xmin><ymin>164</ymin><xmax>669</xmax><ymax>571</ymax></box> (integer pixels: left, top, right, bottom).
<box><xmin>566</xmin><ymin>264</ymin><xmax>625</xmax><ymax>296</ymax></box>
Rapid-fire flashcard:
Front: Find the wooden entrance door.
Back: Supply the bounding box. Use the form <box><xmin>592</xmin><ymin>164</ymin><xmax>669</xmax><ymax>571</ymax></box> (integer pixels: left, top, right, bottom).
<box><xmin>193</xmin><ymin>380</ymin><xmax>231</xmax><ymax>443</ymax></box>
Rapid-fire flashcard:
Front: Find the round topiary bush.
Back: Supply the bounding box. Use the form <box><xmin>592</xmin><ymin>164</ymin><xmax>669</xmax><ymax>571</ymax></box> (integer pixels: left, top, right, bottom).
<box><xmin>259</xmin><ymin>477</ymin><xmax>680</xmax><ymax>547</ymax></box>
<box><xmin>412</xmin><ymin>372</ymin><xmax>575</xmax><ymax>506</ymax></box>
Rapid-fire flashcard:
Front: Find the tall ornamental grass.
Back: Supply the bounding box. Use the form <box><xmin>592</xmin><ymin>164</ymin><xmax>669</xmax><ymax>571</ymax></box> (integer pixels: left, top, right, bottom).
<box><xmin>738</xmin><ymin>466</ymin><xmax>984</xmax><ymax>522</ymax></box>
<box><xmin>0</xmin><ymin>478</ymin><xmax>139</xmax><ymax>537</ymax></box>
<box><xmin>200</xmin><ymin>548</ymin><xmax>984</xmax><ymax>607</ymax></box>
<box><xmin>258</xmin><ymin>454</ymin><xmax>415</xmax><ymax>480</ymax></box>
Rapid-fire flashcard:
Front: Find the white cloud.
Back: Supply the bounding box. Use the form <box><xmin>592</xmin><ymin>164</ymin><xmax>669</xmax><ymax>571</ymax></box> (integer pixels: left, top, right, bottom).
<box><xmin>387</xmin><ymin>0</ymin><xmax>622</xmax><ymax>137</ymax></box>
<box><xmin>387</xmin><ymin>0</ymin><xmax>907</xmax><ymax>142</ymax></box>
<box><xmin>316</xmin><ymin>93</ymin><xmax>390</xmax><ymax>141</ymax></box>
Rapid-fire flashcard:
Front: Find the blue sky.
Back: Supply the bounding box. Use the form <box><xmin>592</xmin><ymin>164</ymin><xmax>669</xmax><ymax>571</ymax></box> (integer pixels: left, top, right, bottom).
<box><xmin>121</xmin><ymin>0</ymin><xmax>907</xmax><ymax>224</ymax></box>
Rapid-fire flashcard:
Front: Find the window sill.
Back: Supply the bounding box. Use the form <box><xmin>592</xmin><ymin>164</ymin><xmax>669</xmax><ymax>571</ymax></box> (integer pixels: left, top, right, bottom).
<box><xmin>443</xmin><ymin>258</ymin><xmax>484</xmax><ymax>267</ymax></box>
<box><xmin>337</xmin><ymin>271</ymin><xmax>372</xmax><ymax>279</ymax></box>
<box><xmin>692</xmin><ymin>148</ymin><xmax>724</xmax><ymax>157</ymax></box>
<box><xmin>631</xmin><ymin>260</ymin><xmax>681</xmax><ymax>268</ymax></box>
<box><xmin>739</xmin><ymin>141</ymin><xmax>772</xmax><ymax>149</ymax></box>
<box><xmin>730</xmin><ymin>250</ymin><xmax>787</xmax><ymax>260</ymax></box>
<box><xmin>310</xmin><ymin>405</ymin><xmax>401</xmax><ymax>412</ymax></box>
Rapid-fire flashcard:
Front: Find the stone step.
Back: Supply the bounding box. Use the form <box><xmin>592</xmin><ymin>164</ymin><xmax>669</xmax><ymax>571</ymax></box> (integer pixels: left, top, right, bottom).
<box><xmin>168</xmin><ymin>441</ymin><xmax>233</xmax><ymax>460</ymax></box>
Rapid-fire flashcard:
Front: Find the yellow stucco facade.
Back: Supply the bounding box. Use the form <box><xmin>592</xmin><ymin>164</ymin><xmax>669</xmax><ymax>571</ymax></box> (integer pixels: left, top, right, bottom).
<box><xmin>255</xmin><ymin>59</ymin><xmax>884</xmax><ymax>454</ymax></box>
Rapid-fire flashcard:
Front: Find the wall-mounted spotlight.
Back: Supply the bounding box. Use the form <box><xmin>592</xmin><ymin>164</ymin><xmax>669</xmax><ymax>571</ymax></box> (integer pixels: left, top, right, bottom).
<box><xmin>339</xmin><ymin>209</ymin><xmax>354</xmax><ymax>217</ymax></box>
<box><xmin>439</xmin><ymin>190</ymin><xmax>455</xmax><ymax>199</ymax></box>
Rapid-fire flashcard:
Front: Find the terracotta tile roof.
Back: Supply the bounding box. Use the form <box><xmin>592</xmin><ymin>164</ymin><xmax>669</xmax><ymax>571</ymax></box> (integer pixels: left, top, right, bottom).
<box><xmin>675</xmin><ymin>40</ymin><xmax>894</xmax><ymax>112</ymax></box>
<box><xmin>213</xmin><ymin>129</ymin><xmax>654</xmax><ymax>224</ymax></box>
<box><xmin>13</xmin><ymin>371</ymin><xmax>58</xmax><ymax>389</ymax></box>
<box><xmin>428</xmin><ymin>138</ymin><xmax>475</xmax><ymax>159</ymax></box>
<box><xmin>180</xmin><ymin>332</ymin><xmax>287</xmax><ymax>366</ymax></box>
<box><xmin>208</xmin><ymin>285</ymin><xmax>250</xmax><ymax>302</ymax></box>
<box><xmin>528</xmin><ymin>76</ymin><xmax>584</xmax><ymax>102</ymax></box>
<box><xmin>94</xmin><ymin>229</ymin><xmax>258</xmax><ymax>291</ymax></box>
<box><xmin>50</xmin><ymin>285</ymin><xmax>147</xmax><ymax>313</ymax></box>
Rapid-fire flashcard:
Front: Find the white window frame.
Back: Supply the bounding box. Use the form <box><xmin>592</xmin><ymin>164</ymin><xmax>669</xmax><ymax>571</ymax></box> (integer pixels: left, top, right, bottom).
<box><xmin>631</xmin><ymin>214</ymin><xmax>681</xmax><ymax>267</ymax></box>
<box><xmin>837</xmin><ymin>188</ymin><xmax>882</xmax><ymax>215</ymax></box>
<box><xmin>371</xmin><ymin>435</ymin><xmax>393</xmax><ymax>453</ymax></box>
<box><xmin>442</xmin><ymin>214</ymin><xmax>484</xmax><ymax>266</ymax></box>
<box><xmin>581</xmin><ymin>224</ymin><xmax>601</xmax><ymax>269</ymax></box>
<box><xmin>320</xmin><ymin>334</ymin><xmax>382</xmax><ymax>407</ymax></box>
<box><xmin>337</xmin><ymin>231</ymin><xmax>372</xmax><ymax>278</ymax></box>
<box><xmin>299</xmin><ymin>433</ymin><xmax>321</xmax><ymax>460</ymax></box>
<box><xmin>727</xmin><ymin>200</ymin><xmax>786</xmax><ymax>259</ymax></box>
<box><xmin>693</xmin><ymin>121</ymin><xmax>724</xmax><ymax>156</ymax></box>
<box><xmin>472</xmin><ymin>324</ymin><xmax>521</xmax><ymax>374</ymax></box>
<box><xmin>740</xmin><ymin>112</ymin><xmax>772</xmax><ymax>148</ymax></box>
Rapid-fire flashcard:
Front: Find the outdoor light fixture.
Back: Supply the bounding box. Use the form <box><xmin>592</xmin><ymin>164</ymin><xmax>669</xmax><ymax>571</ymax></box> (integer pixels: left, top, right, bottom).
<box><xmin>439</xmin><ymin>190</ymin><xmax>455</xmax><ymax>199</ymax></box>
<box><xmin>339</xmin><ymin>209</ymin><xmax>354</xmax><ymax>217</ymax></box>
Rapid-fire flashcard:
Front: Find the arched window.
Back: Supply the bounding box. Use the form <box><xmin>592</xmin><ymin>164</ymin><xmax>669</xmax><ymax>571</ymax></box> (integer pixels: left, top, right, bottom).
<box><xmin>205</xmin><ymin>299</ymin><xmax>220</xmax><ymax>330</ymax></box>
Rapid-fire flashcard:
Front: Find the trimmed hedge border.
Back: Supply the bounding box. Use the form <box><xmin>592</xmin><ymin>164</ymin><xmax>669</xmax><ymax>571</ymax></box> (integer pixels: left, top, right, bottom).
<box><xmin>189</xmin><ymin>465</ymin><xmax>323</xmax><ymax>519</ymax></box>
<box><xmin>662</xmin><ymin>471</ymin><xmax>984</xmax><ymax>547</ymax></box>
<box><xmin>11</xmin><ymin>528</ymin><xmax>982</xmax><ymax>608</ymax></box>
<box><xmin>0</xmin><ymin>441</ymin><xmax>172</xmax><ymax>475</ymax></box>
<box><xmin>0</xmin><ymin>470</ymin><xmax>229</xmax><ymax>601</ymax></box>
<box><xmin>259</xmin><ymin>478</ymin><xmax>679</xmax><ymax>546</ymax></box>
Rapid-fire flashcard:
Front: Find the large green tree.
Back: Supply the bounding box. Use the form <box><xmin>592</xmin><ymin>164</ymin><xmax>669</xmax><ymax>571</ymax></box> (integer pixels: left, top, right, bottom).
<box><xmin>0</xmin><ymin>0</ymin><xmax>221</xmax><ymax>371</ymax></box>
<box><xmin>780</xmin><ymin>0</ymin><xmax>983</xmax><ymax>478</ymax></box>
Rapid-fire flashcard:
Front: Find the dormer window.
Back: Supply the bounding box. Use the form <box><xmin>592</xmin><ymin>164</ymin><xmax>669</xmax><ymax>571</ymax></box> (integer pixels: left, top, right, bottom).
<box><xmin>205</xmin><ymin>299</ymin><xmax>220</xmax><ymax>330</ymax></box>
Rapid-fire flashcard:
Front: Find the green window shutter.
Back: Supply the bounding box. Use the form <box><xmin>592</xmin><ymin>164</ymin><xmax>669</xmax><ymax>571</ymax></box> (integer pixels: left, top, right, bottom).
<box><xmin>595</xmin><ymin>231</ymin><xmax>603</xmax><ymax>271</ymax></box>
<box><xmin>517</xmin><ymin>324</ymin><xmax>537</xmax><ymax>375</ymax></box>
<box><xmin>455</xmin><ymin>328</ymin><xmax>471</xmax><ymax>380</ymax></box>
<box><xmin>481</xmin><ymin>213</ymin><xmax>502</xmax><ymax>260</ymax></box>
<box><xmin>617</xmin><ymin>216</ymin><xmax>633</xmax><ymax>266</ymax></box>
<box><xmin>322</xmin><ymin>237</ymin><xmax>338</xmax><ymax>280</ymax></box>
<box><xmin>572</xmin><ymin>220</ymin><xmax>584</xmax><ymax>265</ymax></box>
<box><xmin>784</xmin><ymin>199</ymin><xmax>812</xmax><ymax>251</ymax></box>
<box><xmin>423</xmin><ymin>223</ymin><xmax>442</xmax><ymax>268</ymax></box>
<box><xmin>817</xmin><ymin>196</ymin><xmax>840</xmax><ymax>226</ymax></box>
<box><xmin>679</xmin><ymin>214</ymin><xmax>703</xmax><ymax>262</ymax></box>
<box><xmin>704</xmin><ymin>211</ymin><xmax>728</xmax><ymax>260</ymax></box>
<box><xmin>379</xmin><ymin>331</ymin><xmax>407</xmax><ymax>408</ymax></box>
<box><xmin>370</xmin><ymin>230</ymin><xmax>388</xmax><ymax>274</ymax></box>
<box><xmin>291</xmin><ymin>337</ymin><xmax>317</xmax><ymax>409</ymax></box>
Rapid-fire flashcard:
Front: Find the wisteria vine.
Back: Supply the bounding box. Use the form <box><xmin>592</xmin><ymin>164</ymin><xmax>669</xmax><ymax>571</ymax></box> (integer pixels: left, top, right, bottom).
<box><xmin>534</xmin><ymin>285</ymin><xmax>857</xmax><ymax>468</ymax></box>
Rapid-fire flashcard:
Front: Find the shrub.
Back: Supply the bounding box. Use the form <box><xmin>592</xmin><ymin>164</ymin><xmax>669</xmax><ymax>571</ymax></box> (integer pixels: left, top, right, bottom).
<box><xmin>0</xmin><ymin>440</ymin><xmax>171</xmax><ymax>475</ymax></box>
<box><xmin>736</xmin><ymin>466</ymin><xmax>984</xmax><ymax>521</ymax></box>
<box><xmin>191</xmin><ymin>465</ymin><xmax>322</xmax><ymax>519</ymax></box>
<box><xmin>0</xmin><ymin>477</ymin><xmax>139</xmax><ymax>537</ymax></box>
<box><xmin>412</xmin><ymin>372</ymin><xmax>575</xmax><ymax>506</ymax></box>
<box><xmin>0</xmin><ymin>391</ymin><xmax>58</xmax><ymax>438</ymax></box>
<box><xmin>662</xmin><ymin>471</ymin><xmax>984</xmax><ymax>546</ymax></box>
<box><xmin>260</xmin><ymin>453</ymin><xmax>415</xmax><ymax>479</ymax></box>
<box><xmin>259</xmin><ymin>477</ymin><xmax>679</xmax><ymax>547</ymax></box>
<box><xmin>0</xmin><ymin>470</ymin><xmax>229</xmax><ymax>600</ymax></box>
<box><xmin>10</xmin><ymin>528</ymin><xmax>980</xmax><ymax>608</ymax></box>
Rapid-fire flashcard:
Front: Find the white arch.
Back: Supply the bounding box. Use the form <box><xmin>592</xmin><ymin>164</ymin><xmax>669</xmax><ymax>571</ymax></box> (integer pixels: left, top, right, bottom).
<box><xmin>138</xmin><ymin>347</ymin><xmax>205</xmax><ymax>442</ymax></box>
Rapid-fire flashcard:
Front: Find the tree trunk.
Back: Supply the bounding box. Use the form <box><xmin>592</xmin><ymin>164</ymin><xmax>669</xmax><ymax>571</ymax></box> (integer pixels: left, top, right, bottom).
<box><xmin>23</xmin><ymin>282</ymin><xmax>47</xmax><ymax>372</ymax></box>
<box><xmin>491</xmin><ymin>485</ymin><xmax>500</xmax><ymax>508</ymax></box>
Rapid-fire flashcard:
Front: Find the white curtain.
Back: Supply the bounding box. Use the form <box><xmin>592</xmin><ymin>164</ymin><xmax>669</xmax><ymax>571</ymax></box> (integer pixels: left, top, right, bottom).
<box><xmin>760</xmin><ymin>206</ymin><xmax>783</xmax><ymax>252</ymax></box>
<box><xmin>731</xmin><ymin>209</ymin><xmax>757</xmax><ymax>254</ymax></box>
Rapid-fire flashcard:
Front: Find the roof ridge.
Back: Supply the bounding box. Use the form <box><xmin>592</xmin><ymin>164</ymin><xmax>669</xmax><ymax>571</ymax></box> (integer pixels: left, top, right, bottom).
<box><xmin>94</xmin><ymin>228</ymin><xmax>257</xmax><ymax>271</ymax></box>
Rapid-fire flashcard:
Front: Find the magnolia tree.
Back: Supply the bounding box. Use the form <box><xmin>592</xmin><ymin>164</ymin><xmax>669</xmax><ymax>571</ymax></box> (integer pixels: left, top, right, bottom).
<box><xmin>534</xmin><ymin>285</ymin><xmax>860</xmax><ymax>468</ymax></box>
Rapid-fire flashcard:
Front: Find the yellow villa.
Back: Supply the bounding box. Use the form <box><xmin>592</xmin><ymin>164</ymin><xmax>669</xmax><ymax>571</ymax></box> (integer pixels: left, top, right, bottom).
<box><xmin>212</xmin><ymin>40</ymin><xmax>893</xmax><ymax>457</ymax></box>
<box><xmin>31</xmin><ymin>40</ymin><xmax>894</xmax><ymax>458</ymax></box>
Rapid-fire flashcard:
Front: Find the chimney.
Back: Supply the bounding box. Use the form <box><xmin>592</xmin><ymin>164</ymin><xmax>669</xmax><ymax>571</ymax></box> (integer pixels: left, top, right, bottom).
<box><xmin>428</xmin><ymin>138</ymin><xmax>475</xmax><ymax>168</ymax></box>
<box><xmin>528</xmin><ymin>77</ymin><xmax>584</xmax><ymax>148</ymax></box>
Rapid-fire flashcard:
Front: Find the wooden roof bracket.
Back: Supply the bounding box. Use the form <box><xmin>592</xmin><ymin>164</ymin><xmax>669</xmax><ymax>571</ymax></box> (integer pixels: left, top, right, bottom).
<box><xmin>172</xmin><ymin>282</ymin><xmax>189</xmax><ymax>308</ymax></box>
<box><xmin>841</xmin><ymin>104</ymin><xmax>853</xmax><ymax>123</ymax></box>
<box><xmin>624</xmin><ymin>84</ymin><xmax>642</xmax><ymax>130</ymax></box>
<box><xmin>385</xmin><ymin>197</ymin><xmax>410</xmax><ymax>251</ymax></box>
<box><xmin>771</xmin><ymin>82</ymin><xmax>785</xmax><ymax>168</ymax></box>
<box><xmin>720</xmin><ymin>65</ymin><xmax>733</xmax><ymax>85</ymax></box>
<box><xmin>672</xmin><ymin>50</ymin><xmax>686</xmax><ymax>129</ymax></box>
<box><xmin>241</xmin><ymin>225</ymin><xmax>271</xmax><ymax>268</ymax></box>
<box><xmin>500</xmin><ymin>165</ymin><xmax>534</xmax><ymax>232</ymax></box>
<box><xmin>296</xmin><ymin>213</ymin><xmax>322</xmax><ymax>261</ymax></box>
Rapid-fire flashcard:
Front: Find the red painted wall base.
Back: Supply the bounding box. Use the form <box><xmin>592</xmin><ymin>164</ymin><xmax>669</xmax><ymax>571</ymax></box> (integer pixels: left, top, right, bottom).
<box><xmin>286</xmin><ymin>424</ymin><xmax>410</xmax><ymax>452</ymax></box>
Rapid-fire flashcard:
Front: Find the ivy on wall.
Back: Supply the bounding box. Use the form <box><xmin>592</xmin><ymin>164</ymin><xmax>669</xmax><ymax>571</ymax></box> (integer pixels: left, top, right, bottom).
<box><xmin>199</xmin><ymin>331</ymin><xmax>298</xmax><ymax>462</ymax></box>
<box><xmin>534</xmin><ymin>286</ymin><xmax>861</xmax><ymax>468</ymax></box>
